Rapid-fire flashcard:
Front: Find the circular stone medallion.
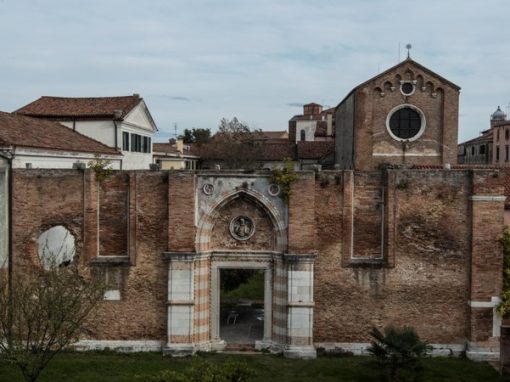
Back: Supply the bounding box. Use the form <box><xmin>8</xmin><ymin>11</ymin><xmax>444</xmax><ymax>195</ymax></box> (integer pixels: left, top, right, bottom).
<box><xmin>202</xmin><ymin>183</ymin><xmax>214</xmax><ymax>195</ymax></box>
<box><xmin>268</xmin><ymin>183</ymin><xmax>281</xmax><ymax>196</ymax></box>
<box><xmin>229</xmin><ymin>216</ymin><xmax>255</xmax><ymax>241</ymax></box>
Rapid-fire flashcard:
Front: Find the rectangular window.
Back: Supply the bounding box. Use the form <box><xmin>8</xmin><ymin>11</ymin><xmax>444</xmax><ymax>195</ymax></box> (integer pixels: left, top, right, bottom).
<box><xmin>130</xmin><ymin>134</ymin><xmax>142</xmax><ymax>152</ymax></box>
<box><xmin>497</xmin><ymin>146</ymin><xmax>500</xmax><ymax>161</ymax></box>
<box><xmin>128</xmin><ymin>134</ymin><xmax>151</xmax><ymax>153</ymax></box>
<box><xmin>479</xmin><ymin>145</ymin><xmax>485</xmax><ymax>155</ymax></box>
<box><xmin>122</xmin><ymin>132</ymin><xmax>130</xmax><ymax>151</ymax></box>
<box><xmin>142</xmin><ymin>136</ymin><xmax>151</xmax><ymax>153</ymax></box>
<box><xmin>131</xmin><ymin>133</ymin><xmax>137</xmax><ymax>152</ymax></box>
<box><xmin>506</xmin><ymin>145</ymin><xmax>509</xmax><ymax>162</ymax></box>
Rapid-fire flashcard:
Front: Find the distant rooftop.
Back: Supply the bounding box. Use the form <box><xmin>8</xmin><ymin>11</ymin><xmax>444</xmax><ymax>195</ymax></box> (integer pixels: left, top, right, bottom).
<box><xmin>15</xmin><ymin>95</ymin><xmax>142</xmax><ymax>120</ymax></box>
<box><xmin>0</xmin><ymin>111</ymin><xmax>120</xmax><ymax>155</ymax></box>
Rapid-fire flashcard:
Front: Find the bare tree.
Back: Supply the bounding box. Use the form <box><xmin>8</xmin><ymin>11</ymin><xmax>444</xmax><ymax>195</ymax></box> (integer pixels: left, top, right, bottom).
<box><xmin>199</xmin><ymin>117</ymin><xmax>264</xmax><ymax>169</ymax></box>
<box><xmin>0</xmin><ymin>263</ymin><xmax>105</xmax><ymax>382</ymax></box>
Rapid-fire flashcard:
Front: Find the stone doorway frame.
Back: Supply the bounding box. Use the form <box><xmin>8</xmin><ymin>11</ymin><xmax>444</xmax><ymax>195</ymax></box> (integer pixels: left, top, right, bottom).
<box><xmin>211</xmin><ymin>257</ymin><xmax>273</xmax><ymax>349</ymax></box>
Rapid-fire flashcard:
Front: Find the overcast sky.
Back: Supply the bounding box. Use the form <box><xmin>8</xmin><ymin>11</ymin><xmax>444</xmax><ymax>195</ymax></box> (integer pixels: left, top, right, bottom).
<box><xmin>1</xmin><ymin>0</ymin><xmax>509</xmax><ymax>143</ymax></box>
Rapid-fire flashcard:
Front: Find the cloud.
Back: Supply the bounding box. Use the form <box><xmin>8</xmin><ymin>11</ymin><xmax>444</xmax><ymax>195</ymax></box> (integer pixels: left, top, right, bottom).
<box><xmin>154</xmin><ymin>95</ymin><xmax>191</xmax><ymax>102</ymax></box>
<box><xmin>1</xmin><ymin>0</ymin><xmax>510</xmax><ymax>139</ymax></box>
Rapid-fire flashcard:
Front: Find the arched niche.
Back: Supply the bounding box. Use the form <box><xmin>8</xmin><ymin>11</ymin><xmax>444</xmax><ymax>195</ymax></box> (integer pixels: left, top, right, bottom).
<box><xmin>196</xmin><ymin>189</ymin><xmax>287</xmax><ymax>253</ymax></box>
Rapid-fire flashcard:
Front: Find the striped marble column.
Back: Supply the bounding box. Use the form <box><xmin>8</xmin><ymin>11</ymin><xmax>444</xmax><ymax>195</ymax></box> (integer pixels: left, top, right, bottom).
<box><xmin>162</xmin><ymin>252</ymin><xmax>196</xmax><ymax>356</ymax></box>
<box><xmin>283</xmin><ymin>254</ymin><xmax>317</xmax><ymax>359</ymax></box>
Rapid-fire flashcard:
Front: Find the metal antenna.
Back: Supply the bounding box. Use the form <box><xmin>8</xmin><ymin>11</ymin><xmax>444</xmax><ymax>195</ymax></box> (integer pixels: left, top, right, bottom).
<box><xmin>406</xmin><ymin>43</ymin><xmax>412</xmax><ymax>59</ymax></box>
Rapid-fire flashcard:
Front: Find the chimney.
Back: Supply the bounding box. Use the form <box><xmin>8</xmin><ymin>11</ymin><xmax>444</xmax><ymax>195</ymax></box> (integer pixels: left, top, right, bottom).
<box><xmin>326</xmin><ymin>113</ymin><xmax>333</xmax><ymax>136</ymax></box>
<box><xmin>176</xmin><ymin>139</ymin><xmax>184</xmax><ymax>154</ymax></box>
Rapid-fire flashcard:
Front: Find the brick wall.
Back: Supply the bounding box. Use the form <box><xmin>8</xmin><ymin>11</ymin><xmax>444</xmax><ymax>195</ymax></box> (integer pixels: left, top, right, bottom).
<box><xmin>168</xmin><ymin>172</ymin><xmax>195</xmax><ymax>252</ymax></box>
<box><xmin>9</xmin><ymin>168</ymin><xmax>504</xmax><ymax>349</ymax></box>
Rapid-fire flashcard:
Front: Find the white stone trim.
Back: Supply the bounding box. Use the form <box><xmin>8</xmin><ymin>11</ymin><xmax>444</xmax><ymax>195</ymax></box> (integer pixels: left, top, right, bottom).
<box><xmin>466</xmin><ymin>341</ymin><xmax>500</xmax><ymax>361</ymax></box>
<box><xmin>211</xmin><ymin>260</ymin><xmax>272</xmax><ymax>343</ymax></box>
<box><xmin>399</xmin><ymin>81</ymin><xmax>416</xmax><ymax>96</ymax></box>
<box><xmin>468</xmin><ymin>296</ymin><xmax>501</xmax><ymax>308</ymax></box>
<box><xmin>74</xmin><ymin>340</ymin><xmax>162</xmax><ymax>352</ymax></box>
<box><xmin>469</xmin><ymin>196</ymin><xmax>506</xmax><ymax>202</ymax></box>
<box><xmin>385</xmin><ymin>103</ymin><xmax>426</xmax><ymax>143</ymax></box>
<box><xmin>373</xmin><ymin>153</ymin><xmax>440</xmax><ymax>157</ymax></box>
<box><xmin>103</xmin><ymin>290</ymin><xmax>121</xmax><ymax>301</ymax></box>
<box><xmin>314</xmin><ymin>342</ymin><xmax>465</xmax><ymax>357</ymax></box>
<box><xmin>283</xmin><ymin>345</ymin><xmax>316</xmax><ymax>359</ymax></box>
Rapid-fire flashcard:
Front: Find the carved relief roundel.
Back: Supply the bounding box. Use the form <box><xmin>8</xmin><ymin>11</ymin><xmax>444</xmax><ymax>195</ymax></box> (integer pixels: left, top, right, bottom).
<box><xmin>268</xmin><ymin>183</ymin><xmax>281</xmax><ymax>196</ymax></box>
<box><xmin>229</xmin><ymin>216</ymin><xmax>256</xmax><ymax>241</ymax></box>
<box><xmin>203</xmin><ymin>183</ymin><xmax>214</xmax><ymax>195</ymax></box>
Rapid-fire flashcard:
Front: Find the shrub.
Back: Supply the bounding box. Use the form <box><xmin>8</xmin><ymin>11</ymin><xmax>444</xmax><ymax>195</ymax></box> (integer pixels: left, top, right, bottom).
<box><xmin>367</xmin><ymin>325</ymin><xmax>431</xmax><ymax>382</ymax></box>
<box><xmin>137</xmin><ymin>359</ymin><xmax>253</xmax><ymax>382</ymax></box>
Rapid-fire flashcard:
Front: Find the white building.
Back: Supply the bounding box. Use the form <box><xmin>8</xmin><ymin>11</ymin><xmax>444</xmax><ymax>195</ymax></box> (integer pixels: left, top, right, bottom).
<box><xmin>15</xmin><ymin>94</ymin><xmax>157</xmax><ymax>170</ymax></box>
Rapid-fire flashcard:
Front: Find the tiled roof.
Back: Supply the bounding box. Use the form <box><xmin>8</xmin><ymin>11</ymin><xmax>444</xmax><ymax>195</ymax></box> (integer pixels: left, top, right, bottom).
<box><xmin>153</xmin><ymin>142</ymin><xmax>199</xmax><ymax>157</ymax></box>
<box><xmin>0</xmin><ymin>111</ymin><xmax>120</xmax><ymax>155</ymax></box>
<box><xmin>153</xmin><ymin>143</ymin><xmax>180</xmax><ymax>155</ymax></box>
<box><xmin>193</xmin><ymin>141</ymin><xmax>296</xmax><ymax>162</ymax></box>
<box><xmin>459</xmin><ymin>130</ymin><xmax>493</xmax><ymax>146</ymax></box>
<box><xmin>15</xmin><ymin>95</ymin><xmax>141</xmax><ymax>119</ymax></box>
<box><xmin>257</xmin><ymin>142</ymin><xmax>296</xmax><ymax>161</ymax></box>
<box><xmin>297</xmin><ymin>141</ymin><xmax>335</xmax><ymax>160</ymax></box>
<box><xmin>258</xmin><ymin>131</ymin><xmax>289</xmax><ymax>140</ymax></box>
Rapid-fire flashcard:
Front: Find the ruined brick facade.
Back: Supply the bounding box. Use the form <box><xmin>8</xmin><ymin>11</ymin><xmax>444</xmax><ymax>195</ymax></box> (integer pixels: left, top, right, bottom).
<box><xmin>6</xmin><ymin>166</ymin><xmax>504</xmax><ymax>359</ymax></box>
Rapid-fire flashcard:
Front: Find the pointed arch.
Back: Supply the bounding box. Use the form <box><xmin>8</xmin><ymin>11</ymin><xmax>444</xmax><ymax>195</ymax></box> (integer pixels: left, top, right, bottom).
<box><xmin>196</xmin><ymin>188</ymin><xmax>287</xmax><ymax>253</ymax></box>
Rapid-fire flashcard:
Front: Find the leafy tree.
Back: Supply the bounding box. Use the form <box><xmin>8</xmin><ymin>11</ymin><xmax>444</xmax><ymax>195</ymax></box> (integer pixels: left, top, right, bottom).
<box><xmin>0</xmin><ymin>262</ymin><xmax>105</xmax><ymax>382</ymax></box>
<box><xmin>367</xmin><ymin>325</ymin><xmax>431</xmax><ymax>382</ymax></box>
<box><xmin>179</xmin><ymin>128</ymin><xmax>211</xmax><ymax>144</ymax></box>
<box><xmin>200</xmin><ymin>117</ymin><xmax>263</xmax><ymax>169</ymax></box>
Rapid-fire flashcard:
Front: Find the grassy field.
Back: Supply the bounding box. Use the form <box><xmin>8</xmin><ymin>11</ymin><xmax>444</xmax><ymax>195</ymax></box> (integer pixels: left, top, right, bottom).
<box><xmin>0</xmin><ymin>352</ymin><xmax>508</xmax><ymax>382</ymax></box>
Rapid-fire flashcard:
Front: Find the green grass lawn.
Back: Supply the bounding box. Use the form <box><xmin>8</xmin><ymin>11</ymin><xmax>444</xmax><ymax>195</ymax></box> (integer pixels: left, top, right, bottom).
<box><xmin>0</xmin><ymin>352</ymin><xmax>508</xmax><ymax>382</ymax></box>
<box><xmin>221</xmin><ymin>271</ymin><xmax>264</xmax><ymax>301</ymax></box>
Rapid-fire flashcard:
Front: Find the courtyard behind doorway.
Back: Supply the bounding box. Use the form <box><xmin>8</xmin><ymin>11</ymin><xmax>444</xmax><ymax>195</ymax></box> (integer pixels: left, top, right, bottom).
<box><xmin>219</xmin><ymin>269</ymin><xmax>264</xmax><ymax>347</ymax></box>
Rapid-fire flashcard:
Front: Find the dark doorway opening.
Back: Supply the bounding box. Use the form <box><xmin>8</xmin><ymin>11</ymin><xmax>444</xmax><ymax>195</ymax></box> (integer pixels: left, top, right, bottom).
<box><xmin>220</xmin><ymin>269</ymin><xmax>264</xmax><ymax>347</ymax></box>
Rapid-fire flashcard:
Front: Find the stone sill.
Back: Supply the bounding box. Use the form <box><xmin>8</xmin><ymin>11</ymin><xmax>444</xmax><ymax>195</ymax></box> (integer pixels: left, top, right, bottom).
<box><xmin>90</xmin><ymin>256</ymin><xmax>131</xmax><ymax>266</ymax></box>
<box><xmin>347</xmin><ymin>259</ymin><xmax>389</xmax><ymax>269</ymax></box>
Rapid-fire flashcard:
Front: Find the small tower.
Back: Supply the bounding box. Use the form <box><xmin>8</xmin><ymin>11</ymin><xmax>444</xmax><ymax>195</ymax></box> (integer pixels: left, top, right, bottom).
<box><xmin>491</xmin><ymin>106</ymin><xmax>507</xmax><ymax>127</ymax></box>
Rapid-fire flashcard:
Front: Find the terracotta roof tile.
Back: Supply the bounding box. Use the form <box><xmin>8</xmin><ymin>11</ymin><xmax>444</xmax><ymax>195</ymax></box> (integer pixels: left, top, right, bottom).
<box><xmin>258</xmin><ymin>131</ymin><xmax>289</xmax><ymax>140</ymax></box>
<box><xmin>153</xmin><ymin>143</ymin><xmax>180</xmax><ymax>155</ymax></box>
<box><xmin>297</xmin><ymin>141</ymin><xmax>335</xmax><ymax>160</ymax></box>
<box><xmin>15</xmin><ymin>95</ymin><xmax>141</xmax><ymax>119</ymax></box>
<box><xmin>256</xmin><ymin>142</ymin><xmax>296</xmax><ymax>161</ymax></box>
<box><xmin>0</xmin><ymin>111</ymin><xmax>120</xmax><ymax>155</ymax></box>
